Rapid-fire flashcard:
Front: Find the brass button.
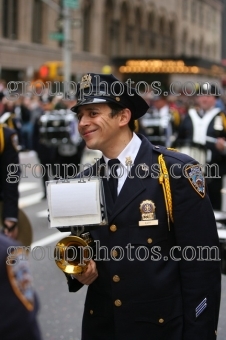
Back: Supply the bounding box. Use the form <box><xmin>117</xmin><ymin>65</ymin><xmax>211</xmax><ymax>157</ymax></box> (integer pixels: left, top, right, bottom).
<box><xmin>147</xmin><ymin>238</ymin><xmax>153</xmax><ymax>244</ymax></box>
<box><xmin>111</xmin><ymin>250</ymin><xmax>118</xmax><ymax>258</ymax></box>
<box><xmin>113</xmin><ymin>275</ymin><xmax>120</xmax><ymax>282</ymax></box>
<box><xmin>159</xmin><ymin>318</ymin><xmax>164</xmax><ymax>324</ymax></box>
<box><xmin>90</xmin><ymin>310</ymin><xmax>93</xmax><ymax>315</ymax></box>
<box><xmin>114</xmin><ymin>299</ymin><xmax>122</xmax><ymax>307</ymax></box>
<box><xmin>110</xmin><ymin>224</ymin><xmax>117</xmax><ymax>232</ymax></box>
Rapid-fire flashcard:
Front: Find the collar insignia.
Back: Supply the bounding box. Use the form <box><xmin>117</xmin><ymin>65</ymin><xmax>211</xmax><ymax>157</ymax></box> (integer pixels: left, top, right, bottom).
<box><xmin>125</xmin><ymin>156</ymin><xmax>133</xmax><ymax>166</ymax></box>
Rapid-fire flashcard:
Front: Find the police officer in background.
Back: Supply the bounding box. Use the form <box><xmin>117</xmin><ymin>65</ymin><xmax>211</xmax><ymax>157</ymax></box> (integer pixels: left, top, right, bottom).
<box><xmin>0</xmin><ymin>92</ymin><xmax>23</xmax><ymax>150</ymax></box>
<box><xmin>53</xmin><ymin>96</ymin><xmax>85</xmax><ymax>180</ymax></box>
<box><xmin>141</xmin><ymin>94</ymin><xmax>180</xmax><ymax>147</ymax></box>
<box><xmin>0</xmin><ymin>124</ymin><xmax>20</xmax><ymax>239</ymax></box>
<box><xmin>0</xmin><ymin>233</ymin><xmax>42</xmax><ymax>339</ymax></box>
<box><xmin>32</xmin><ymin>104</ymin><xmax>57</xmax><ymax>199</ymax></box>
<box><xmin>61</xmin><ymin>74</ymin><xmax>221</xmax><ymax>340</ymax></box>
<box><xmin>175</xmin><ymin>83</ymin><xmax>226</xmax><ymax>210</ymax></box>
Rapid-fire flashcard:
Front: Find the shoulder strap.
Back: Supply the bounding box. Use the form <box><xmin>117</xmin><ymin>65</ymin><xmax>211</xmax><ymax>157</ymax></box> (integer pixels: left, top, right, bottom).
<box><xmin>0</xmin><ymin>125</ymin><xmax>5</xmax><ymax>154</ymax></box>
<box><xmin>134</xmin><ymin>120</ymin><xmax>139</xmax><ymax>133</ymax></box>
<box><xmin>170</xmin><ymin>107</ymin><xmax>181</xmax><ymax>127</ymax></box>
<box><xmin>158</xmin><ymin>152</ymin><xmax>174</xmax><ymax>231</ymax></box>
<box><xmin>7</xmin><ymin>116</ymin><xmax>15</xmax><ymax>129</ymax></box>
<box><xmin>219</xmin><ymin>112</ymin><xmax>226</xmax><ymax>131</ymax></box>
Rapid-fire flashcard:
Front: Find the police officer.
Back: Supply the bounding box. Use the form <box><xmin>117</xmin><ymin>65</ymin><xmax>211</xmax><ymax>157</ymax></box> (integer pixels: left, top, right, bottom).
<box><xmin>175</xmin><ymin>83</ymin><xmax>226</xmax><ymax>210</ymax></box>
<box><xmin>0</xmin><ymin>233</ymin><xmax>42</xmax><ymax>339</ymax></box>
<box><xmin>62</xmin><ymin>74</ymin><xmax>221</xmax><ymax>340</ymax></box>
<box><xmin>0</xmin><ymin>124</ymin><xmax>20</xmax><ymax>239</ymax></box>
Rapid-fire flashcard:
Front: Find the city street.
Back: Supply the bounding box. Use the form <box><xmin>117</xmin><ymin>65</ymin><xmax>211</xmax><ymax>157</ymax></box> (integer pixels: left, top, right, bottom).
<box><xmin>19</xmin><ymin>151</ymin><xmax>226</xmax><ymax>340</ymax></box>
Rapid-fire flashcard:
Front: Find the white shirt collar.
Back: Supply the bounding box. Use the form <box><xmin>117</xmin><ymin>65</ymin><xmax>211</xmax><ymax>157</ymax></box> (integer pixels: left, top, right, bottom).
<box><xmin>103</xmin><ymin>132</ymin><xmax>141</xmax><ymax>168</ymax></box>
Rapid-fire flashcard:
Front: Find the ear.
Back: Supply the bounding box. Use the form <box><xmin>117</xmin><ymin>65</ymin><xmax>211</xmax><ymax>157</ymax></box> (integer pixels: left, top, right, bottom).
<box><xmin>118</xmin><ymin>108</ymin><xmax>131</xmax><ymax>127</ymax></box>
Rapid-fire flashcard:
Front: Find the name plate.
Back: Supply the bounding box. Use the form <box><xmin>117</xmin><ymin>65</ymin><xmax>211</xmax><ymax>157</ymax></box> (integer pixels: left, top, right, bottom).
<box><xmin>139</xmin><ymin>220</ymin><xmax>159</xmax><ymax>227</ymax></box>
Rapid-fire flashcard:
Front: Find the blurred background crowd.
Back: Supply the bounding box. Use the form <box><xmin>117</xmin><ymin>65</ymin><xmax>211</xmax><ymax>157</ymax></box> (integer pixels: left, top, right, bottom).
<box><xmin>0</xmin><ymin>77</ymin><xmax>226</xmax><ymax>205</ymax></box>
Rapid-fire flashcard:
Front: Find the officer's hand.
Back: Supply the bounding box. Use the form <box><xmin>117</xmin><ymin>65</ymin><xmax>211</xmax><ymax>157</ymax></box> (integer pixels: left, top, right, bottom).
<box><xmin>3</xmin><ymin>220</ymin><xmax>19</xmax><ymax>240</ymax></box>
<box><xmin>215</xmin><ymin>137</ymin><xmax>226</xmax><ymax>152</ymax></box>
<box><xmin>72</xmin><ymin>259</ymin><xmax>98</xmax><ymax>285</ymax></box>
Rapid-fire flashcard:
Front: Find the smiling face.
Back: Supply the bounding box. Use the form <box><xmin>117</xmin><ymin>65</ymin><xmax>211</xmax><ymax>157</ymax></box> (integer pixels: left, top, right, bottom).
<box><xmin>77</xmin><ymin>103</ymin><xmax>132</xmax><ymax>158</ymax></box>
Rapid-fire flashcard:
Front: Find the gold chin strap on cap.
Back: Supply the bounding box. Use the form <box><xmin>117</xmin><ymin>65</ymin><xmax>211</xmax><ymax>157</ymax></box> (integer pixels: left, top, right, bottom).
<box><xmin>158</xmin><ymin>152</ymin><xmax>174</xmax><ymax>231</ymax></box>
<box><xmin>134</xmin><ymin>120</ymin><xmax>139</xmax><ymax>133</ymax></box>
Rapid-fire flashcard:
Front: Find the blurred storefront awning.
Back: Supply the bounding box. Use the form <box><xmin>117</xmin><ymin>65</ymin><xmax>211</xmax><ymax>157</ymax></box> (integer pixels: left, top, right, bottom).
<box><xmin>112</xmin><ymin>57</ymin><xmax>226</xmax><ymax>78</ymax></box>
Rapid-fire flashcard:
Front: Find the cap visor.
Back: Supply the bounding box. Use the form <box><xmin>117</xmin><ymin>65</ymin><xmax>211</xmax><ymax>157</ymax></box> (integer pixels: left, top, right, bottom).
<box><xmin>71</xmin><ymin>98</ymin><xmax>107</xmax><ymax>112</ymax></box>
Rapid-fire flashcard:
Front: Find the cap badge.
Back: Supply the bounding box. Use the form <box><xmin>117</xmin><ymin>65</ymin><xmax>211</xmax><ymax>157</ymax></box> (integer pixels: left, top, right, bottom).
<box><xmin>139</xmin><ymin>200</ymin><xmax>158</xmax><ymax>226</ymax></box>
<box><xmin>80</xmin><ymin>74</ymin><xmax>92</xmax><ymax>89</ymax></box>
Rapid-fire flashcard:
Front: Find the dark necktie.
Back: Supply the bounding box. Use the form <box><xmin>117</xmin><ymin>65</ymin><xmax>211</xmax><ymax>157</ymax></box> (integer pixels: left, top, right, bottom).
<box><xmin>108</xmin><ymin>159</ymin><xmax>120</xmax><ymax>203</ymax></box>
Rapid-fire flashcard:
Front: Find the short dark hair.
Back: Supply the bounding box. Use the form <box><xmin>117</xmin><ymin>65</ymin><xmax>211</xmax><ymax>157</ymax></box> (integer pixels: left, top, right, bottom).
<box><xmin>107</xmin><ymin>102</ymin><xmax>135</xmax><ymax>131</ymax></box>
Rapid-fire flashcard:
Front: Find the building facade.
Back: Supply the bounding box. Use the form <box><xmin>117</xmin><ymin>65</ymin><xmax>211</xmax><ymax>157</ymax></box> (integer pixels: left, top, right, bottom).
<box><xmin>0</xmin><ymin>0</ymin><xmax>224</xmax><ymax>85</ymax></box>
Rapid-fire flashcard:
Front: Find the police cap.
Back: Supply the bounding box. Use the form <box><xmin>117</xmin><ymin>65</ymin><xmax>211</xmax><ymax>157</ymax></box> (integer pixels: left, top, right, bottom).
<box><xmin>71</xmin><ymin>73</ymin><xmax>149</xmax><ymax>119</ymax></box>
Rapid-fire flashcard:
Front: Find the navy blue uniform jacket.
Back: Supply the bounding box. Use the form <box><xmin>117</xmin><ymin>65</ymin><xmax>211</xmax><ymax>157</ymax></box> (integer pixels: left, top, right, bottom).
<box><xmin>66</xmin><ymin>134</ymin><xmax>221</xmax><ymax>340</ymax></box>
<box><xmin>0</xmin><ymin>127</ymin><xmax>20</xmax><ymax>221</ymax></box>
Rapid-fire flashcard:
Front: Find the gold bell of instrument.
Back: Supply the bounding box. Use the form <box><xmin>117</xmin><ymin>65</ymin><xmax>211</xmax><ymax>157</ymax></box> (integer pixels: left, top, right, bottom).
<box><xmin>54</xmin><ymin>231</ymin><xmax>94</xmax><ymax>275</ymax></box>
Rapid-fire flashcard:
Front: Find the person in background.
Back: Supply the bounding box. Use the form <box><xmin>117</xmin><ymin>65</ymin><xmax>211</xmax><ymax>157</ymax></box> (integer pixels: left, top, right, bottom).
<box><xmin>32</xmin><ymin>104</ymin><xmax>57</xmax><ymax>199</ymax></box>
<box><xmin>0</xmin><ymin>124</ymin><xmax>20</xmax><ymax>239</ymax></box>
<box><xmin>141</xmin><ymin>94</ymin><xmax>180</xmax><ymax>147</ymax></box>
<box><xmin>175</xmin><ymin>83</ymin><xmax>226</xmax><ymax>210</ymax></box>
<box><xmin>0</xmin><ymin>94</ymin><xmax>23</xmax><ymax>149</ymax></box>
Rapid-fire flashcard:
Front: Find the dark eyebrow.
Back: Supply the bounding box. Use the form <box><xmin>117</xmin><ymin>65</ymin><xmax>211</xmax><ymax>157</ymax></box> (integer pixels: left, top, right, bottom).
<box><xmin>77</xmin><ymin>106</ymin><xmax>101</xmax><ymax>114</ymax></box>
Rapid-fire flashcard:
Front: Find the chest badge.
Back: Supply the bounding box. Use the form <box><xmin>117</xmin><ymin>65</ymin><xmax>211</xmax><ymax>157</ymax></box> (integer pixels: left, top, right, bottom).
<box><xmin>139</xmin><ymin>200</ymin><xmax>159</xmax><ymax>226</ymax></box>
